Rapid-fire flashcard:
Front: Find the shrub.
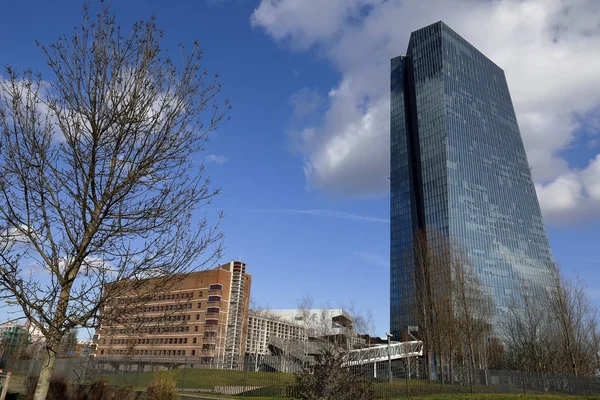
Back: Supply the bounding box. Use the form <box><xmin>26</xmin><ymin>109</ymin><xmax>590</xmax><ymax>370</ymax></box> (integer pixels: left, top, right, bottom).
<box><xmin>85</xmin><ymin>379</ymin><xmax>109</xmax><ymax>400</ymax></box>
<box><xmin>146</xmin><ymin>371</ymin><xmax>180</xmax><ymax>400</ymax></box>
<box><xmin>23</xmin><ymin>374</ymin><xmax>73</xmax><ymax>400</ymax></box>
<box><xmin>74</xmin><ymin>379</ymin><xmax>137</xmax><ymax>400</ymax></box>
<box><xmin>291</xmin><ymin>349</ymin><xmax>374</xmax><ymax>400</ymax></box>
<box><xmin>46</xmin><ymin>374</ymin><xmax>71</xmax><ymax>400</ymax></box>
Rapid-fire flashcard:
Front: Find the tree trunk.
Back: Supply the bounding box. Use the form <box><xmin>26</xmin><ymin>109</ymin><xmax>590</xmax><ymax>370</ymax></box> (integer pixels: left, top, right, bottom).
<box><xmin>468</xmin><ymin>339</ymin><xmax>475</xmax><ymax>393</ymax></box>
<box><xmin>449</xmin><ymin>349</ymin><xmax>454</xmax><ymax>385</ymax></box>
<box><xmin>425</xmin><ymin>348</ymin><xmax>432</xmax><ymax>383</ymax></box>
<box><xmin>33</xmin><ymin>340</ymin><xmax>58</xmax><ymax>400</ymax></box>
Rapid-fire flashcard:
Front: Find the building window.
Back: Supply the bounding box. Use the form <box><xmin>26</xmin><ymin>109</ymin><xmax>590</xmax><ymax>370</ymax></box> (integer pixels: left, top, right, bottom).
<box><xmin>204</xmin><ymin>331</ymin><xmax>216</xmax><ymax>338</ymax></box>
<box><xmin>196</xmin><ymin>314</ymin><xmax>200</xmax><ymax>320</ymax></box>
<box><xmin>191</xmin><ymin>350</ymin><xmax>196</xmax><ymax>356</ymax></box>
<box><xmin>205</xmin><ymin>319</ymin><xmax>218</xmax><ymax>325</ymax></box>
<box><xmin>193</xmin><ymin>338</ymin><xmax>197</xmax><ymax>344</ymax></box>
<box><xmin>208</xmin><ymin>295</ymin><xmax>221</xmax><ymax>302</ymax></box>
<box><xmin>202</xmin><ymin>344</ymin><xmax>216</xmax><ymax>350</ymax></box>
<box><xmin>206</xmin><ymin>307</ymin><xmax>219</xmax><ymax>314</ymax></box>
<box><xmin>208</xmin><ymin>284</ymin><xmax>222</xmax><ymax>291</ymax></box>
<box><xmin>197</xmin><ymin>302</ymin><xmax>202</xmax><ymax>309</ymax></box>
<box><xmin>194</xmin><ymin>326</ymin><xmax>199</xmax><ymax>332</ymax></box>
<box><xmin>198</xmin><ymin>291</ymin><xmax>203</xmax><ymax>297</ymax></box>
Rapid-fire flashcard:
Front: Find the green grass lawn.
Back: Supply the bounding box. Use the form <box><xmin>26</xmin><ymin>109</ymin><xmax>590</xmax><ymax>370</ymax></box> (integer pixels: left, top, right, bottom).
<box><xmin>96</xmin><ymin>368</ymin><xmax>294</xmax><ymax>390</ymax></box>
<box><xmin>94</xmin><ymin>370</ymin><xmax>599</xmax><ymax>399</ymax></box>
<box><xmin>398</xmin><ymin>395</ymin><xmax>600</xmax><ymax>400</ymax></box>
<box><xmin>178</xmin><ymin>394</ymin><xmax>600</xmax><ymax>400</ymax></box>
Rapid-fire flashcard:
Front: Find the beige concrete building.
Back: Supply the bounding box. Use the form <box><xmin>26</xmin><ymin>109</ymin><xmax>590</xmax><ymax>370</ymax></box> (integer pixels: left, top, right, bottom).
<box><xmin>94</xmin><ymin>261</ymin><xmax>251</xmax><ymax>365</ymax></box>
<box><xmin>245</xmin><ymin>309</ymin><xmax>359</xmax><ymax>356</ymax></box>
<box><xmin>245</xmin><ymin>311</ymin><xmax>307</xmax><ymax>355</ymax></box>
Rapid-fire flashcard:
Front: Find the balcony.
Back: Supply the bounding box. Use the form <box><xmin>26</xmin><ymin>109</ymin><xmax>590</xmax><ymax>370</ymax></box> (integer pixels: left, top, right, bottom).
<box><xmin>208</xmin><ymin>284</ymin><xmax>223</xmax><ymax>292</ymax></box>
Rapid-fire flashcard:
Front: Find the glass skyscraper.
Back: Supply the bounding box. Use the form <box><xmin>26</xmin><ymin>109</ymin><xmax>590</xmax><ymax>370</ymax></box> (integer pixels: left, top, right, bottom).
<box><xmin>390</xmin><ymin>22</ymin><xmax>555</xmax><ymax>338</ymax></box>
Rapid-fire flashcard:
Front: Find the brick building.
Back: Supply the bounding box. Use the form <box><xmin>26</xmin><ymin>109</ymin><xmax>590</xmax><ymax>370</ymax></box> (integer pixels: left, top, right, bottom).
<box><xmin>95</xmin><ymin>261</ymin><xmax>251</xmax><ymax>365</ymax></box>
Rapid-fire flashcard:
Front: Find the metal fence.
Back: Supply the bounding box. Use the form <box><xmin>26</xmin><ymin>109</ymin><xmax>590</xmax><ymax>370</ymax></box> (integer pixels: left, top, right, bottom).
<box><xmin>2</xmin><ymin>355</ymin><xmax>600</xmax><ymax>398</ymax></box>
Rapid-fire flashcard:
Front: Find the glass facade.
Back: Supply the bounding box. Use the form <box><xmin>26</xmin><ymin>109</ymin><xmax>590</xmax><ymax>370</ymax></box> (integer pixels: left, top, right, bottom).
<box><xmin>390</xmin><ymin>22</ymin><xmax>555</xmax><ymax>338</ymax></box>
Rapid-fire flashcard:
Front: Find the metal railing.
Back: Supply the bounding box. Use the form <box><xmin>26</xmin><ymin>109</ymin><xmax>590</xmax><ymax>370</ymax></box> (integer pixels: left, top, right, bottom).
<box><xmin>346</xmin><ymin>341</ymin><xmax>423</xmax><ymax>366</ymax></box>
<box><xmin>2</xmin><ymin>354</ymin><xmax>600</xmax><ymax>398</ymax></box>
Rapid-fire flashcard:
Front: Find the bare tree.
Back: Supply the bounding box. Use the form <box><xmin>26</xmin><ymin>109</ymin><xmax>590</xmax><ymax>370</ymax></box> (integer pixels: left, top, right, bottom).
<box><xmin>411</xmin><ymin>229</ymin><xmax>437</xmax><ymax>382</ymax></box>
<box><xmin>0</xmin><ymin>4</ymin><xmax>229</xmax><ymax>399</ymax></box>
<box><xmin>503</xmin><ymin>280</ymin><xmax>553</xmax><ymax>374</ymax></box>
<box><xmin>502</xmin><ymin>272</ymin><xmax>600</xmax><ymax>378</ymax></box>
<box><xmin>410</xmin><ymin>229</ymin><xmax>493</xmax><ymax>386</ymax></box>
<box><xmin>296</xmin><ymin>293</ymin><xmax>315</xmax><ymax>360</ymax></box>
<box><xmin>347</xmin><ymin>301</ymin><xmax>376</xmax><ymax>346</ymax></box>
<box><xmin>411</xmin><ymin>229</ymin><xmax>455</xmax><ymax>383</ymax></box>
<box><xmin>451</xmin><ymin>249</ymin><xmax>493</xmax><ymax>390</ymax></box>
<box><xmin>249</xmin><ymin>297</ymin><xmax>276</xmax><ymax>319</ymax></box>
<box><xmin>548</xmin><ymin>266</ymin><xmax>599</xmax><ymax>377</ymax></box>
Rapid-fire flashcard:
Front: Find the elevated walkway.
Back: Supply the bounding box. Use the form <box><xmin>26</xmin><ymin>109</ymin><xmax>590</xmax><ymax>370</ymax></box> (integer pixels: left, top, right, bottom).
<box><xmin>345</xmin><ymin>341</ymin><xmax>423</xmax><ymax>366</ymax></box>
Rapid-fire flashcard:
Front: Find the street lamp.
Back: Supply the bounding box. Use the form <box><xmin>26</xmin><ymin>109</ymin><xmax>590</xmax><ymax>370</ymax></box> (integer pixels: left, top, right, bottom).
<box><xmin>386</xmin><ymin>333</ymin><xmax>393</xmax><ymax>384</ymax></box>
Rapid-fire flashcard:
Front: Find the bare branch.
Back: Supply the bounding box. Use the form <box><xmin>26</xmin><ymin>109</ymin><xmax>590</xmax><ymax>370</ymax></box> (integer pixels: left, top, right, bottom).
<box><xmin>0</xmin><ymin>4</ymin><xmax>228</xmax><ymax>399</ymax></box>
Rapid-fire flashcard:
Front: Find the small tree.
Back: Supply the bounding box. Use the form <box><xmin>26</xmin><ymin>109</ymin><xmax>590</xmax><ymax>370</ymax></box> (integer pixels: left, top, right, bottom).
<box><xmin>292</xmin><ymin>349</ymin><xmax>374</xmax><ymax>400</ymax></box>
<box><xmin>503</xmin><ymin>269</ymin><xmax>600</xmax><ymax>378</ymax></box>
<box><xmin>411</xmin><ymin>229</ymin><xmax>455</xmax><ymax>382</ymax></box>
<box><xmin>146</xmin><ymin>371</ymin><xmax>180</xmax><ymax>400</ymax></box>
<box><xmin>451</xmin><ymin>249</ymin><xmax>493</xmax><ymax>390</ymax></box>
<box><xmin>0</xmin><ymin>3</ymin><xmax>229</xmax><ymax>399</ymax></box>
<box><xmin>410</xmin><ymin>229</ymin><xmax>493</xmax><ymax>385</ymax></box>
<box><xmin>548</xmin><ymin>266</ymin><xmax>598</xmax><ymax>377</ymax></box>
<box><xmin>347</xmin><ymin>301</ymin><xmax>376</xmax><ymax>348</ymax></box>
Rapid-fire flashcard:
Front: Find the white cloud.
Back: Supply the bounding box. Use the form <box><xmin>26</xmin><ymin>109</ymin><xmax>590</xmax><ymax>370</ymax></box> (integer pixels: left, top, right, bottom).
<box><xmin>239</xmin><ymin>208</ymin><xmax>389</xmax><ymax>223</ymax></box>
<box><xmin>289</xmin><ymin>87</ymin><xmax>323</xmax><ymax>119</ymax></box>
<box><xmin>283</xmin><ymin>209</ymin><xmax>388</xmax><ymax>223</ymax></box>
<box><xmin>205</xmin><ymin>154</ymin><xmax>228</xmax><ymax>164</ymax></box>
<box><xmin>250</xmin><ymin>0</ymin><xmax>376</xmax><ymax>49</ymax></box>
<box><xmin>251</xmin><ymin>0</ymin><xmax>600</xmax><ymax>222</ymax></box>
<box><xmin>535</xmin><ymin>154</ymin><xmax>600</xmax><ymax>221</ymax></box>
<box><xmin>355</xmin><ymin>251</ymin><xmax>388</xmax><ymax>268</ymax></box>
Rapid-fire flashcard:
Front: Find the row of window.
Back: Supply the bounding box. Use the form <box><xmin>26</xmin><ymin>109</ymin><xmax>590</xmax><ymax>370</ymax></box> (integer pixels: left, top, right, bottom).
<box><xmin>107</xmin><ymin>284</ymin><xmax>225</xmax><ymax>307</ymax></box>
<box><xmin>149</xmin><ymin>285</ymin><xmax>223</xmax><ymax>302</ymax></box>
<box><xmin>117</xmin><ymin>308</ymin><xmax>221</xmax><ymax>325</ymax></box>
<box><xmin>138</xmin><ymin>303</ymin><xmax>192</xmax><ymax>313</ymax></box>
<box><xmin>103</xmin><ymin>349</ymin><xmax>190</xmax><ymax>356</ymax></box>
<box><xmin>109</xmin><ymin>337</ymin><xmax>190</xmax><ymax>345</ymax></box>
<box><xmin>101</xmin><ymin>329</ymin><xmax>219</xmax><ymax>344</ymax></box>
<box><xmin>99</xmin><ymin>348</ymin><xmax>219</xmax><ymax>359</ymax></box>
<box><xmin>153</xmin><ymin>292</ymin><xmax>194</xmax><ymax>301</ymax></box>
<box><xmin>118</xmin><ymin>314</ymin><xmax>192</xmax><ymax>324</ymax></box>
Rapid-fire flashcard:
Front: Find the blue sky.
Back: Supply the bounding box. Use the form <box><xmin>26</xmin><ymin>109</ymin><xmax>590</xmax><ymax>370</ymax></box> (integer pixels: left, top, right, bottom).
<box><xmin>1</xmin><ymin>0</ymin><xmax>599</xmax><ymax>337</ymax></box>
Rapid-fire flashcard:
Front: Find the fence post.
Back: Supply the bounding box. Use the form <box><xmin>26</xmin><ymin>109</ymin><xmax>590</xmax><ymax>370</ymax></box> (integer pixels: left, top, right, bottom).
<box><xmin>243</xmin><ymin>361</ymin><xmax>248</xmax><ymax>397</ymax></box>
<box><xmin>180</xmin><ymin>357</ymin><xmax>187</xmax><ymax>392</ymax></box>
<box><xmin>387</xmin><ymin>334</ymin><xmax>392</xmax><ymax>384</ymax></box>
<box><xmin>405</xmin><ymin>358</ymin><xmax>409</xmax><ymax>399</ymax></box>
<box><xmin>0</xmin><ymin>370</ymin><xmax>12</xmax><ymax>400</ymax></box>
